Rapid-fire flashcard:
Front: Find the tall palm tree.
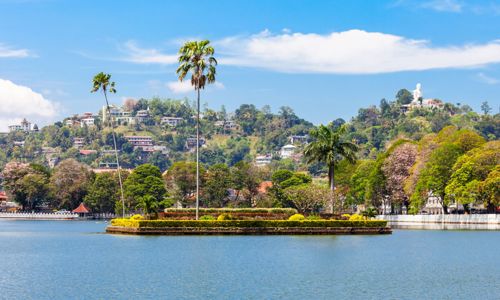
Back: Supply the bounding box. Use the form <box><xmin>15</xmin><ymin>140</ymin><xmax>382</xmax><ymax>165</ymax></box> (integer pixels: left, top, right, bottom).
<box><xmin>304</xmin><ymin>124</ymin><xmax>358</xmax><ymax>191</ymax></box>
<box><xmin>176</xmin><ymin>40</ymin><xmax>217</xmax><ymax>220</ymax></box>
<box><xmin>91</xmin><ymin>72</ymin><xmax>125</xmax><ymax>217</ymax></box>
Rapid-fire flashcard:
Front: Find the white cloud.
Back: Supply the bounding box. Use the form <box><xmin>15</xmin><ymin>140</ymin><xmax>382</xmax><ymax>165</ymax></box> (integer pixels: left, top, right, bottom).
<box><xmin>120</xmin><ymin>29</ymin><xmax>500</xmax><ymax>74</ymax></box>
<box><xmin>0</xmin><ymin>79</ymin><xmax>58</xmax><ymax>131</ymax></box>
<box><xmin>421</xmin><ymin>0</ymin><xmax>463</xmax><ymax>12</ymax></box>
<box><xmin>167</xmin><ymin>81</ymin><xmax>194</xmax><ymax>93</ymax></box>
<box><xmin>122</xmin><ymin>40</ymin><xmax>177</xmax><ymax>64</ymax></box>
<box><xmin>215</xmin><ymin>29</ymin><xmax>500</xmax><ymax>74</ymax></box>
<box><xmin>477</xmin><ymin>72</ymin><xmax>500</xmax><ymax>85</ymax></box>
<box><xmin>0</xmin><ymin>43</ymin><xmax>30</xmax><ymax>58</ymax></box>
<box><xmin>166</xmin><ymin>80</ymin><xmax>225</xmax><ymax>94</ymax></box>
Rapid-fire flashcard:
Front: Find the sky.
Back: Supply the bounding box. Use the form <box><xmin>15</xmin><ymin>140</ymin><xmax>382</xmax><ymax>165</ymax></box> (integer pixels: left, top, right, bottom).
<box><xmin>0</xmin><ymin>0</ymin><xmax>499</xmax><ymax>130</ymax></box>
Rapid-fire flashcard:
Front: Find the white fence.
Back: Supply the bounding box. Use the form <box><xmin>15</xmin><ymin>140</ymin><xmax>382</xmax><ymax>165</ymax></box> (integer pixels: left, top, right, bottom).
<box><xmin>377</xmin><ymin>214</ymin><xmax>500</xmax><ymax>225</ymax></box>
<box><xmin>0</xmin><ymin>212</ymin><xmax>80</xmax><ymax>220</ymax></box>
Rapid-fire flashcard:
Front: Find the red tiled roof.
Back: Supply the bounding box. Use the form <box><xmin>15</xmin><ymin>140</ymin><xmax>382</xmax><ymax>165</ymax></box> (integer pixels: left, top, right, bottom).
<box><xmin>258</xmin><ymin>181</ymin><xmax>273</xmax><ymax>194</ymax></box>
<box><xmin>72</xmin><ymin>203</ymin><xmax>90</xmax><ymax>213</ymax></box>
<box><xmin>79</xmin><ymin>150</ymin><xmax>97</xmax><ymax>155</ymax></box>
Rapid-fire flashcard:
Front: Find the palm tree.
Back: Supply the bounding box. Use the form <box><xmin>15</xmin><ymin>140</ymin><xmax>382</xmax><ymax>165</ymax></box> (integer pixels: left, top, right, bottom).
<box><xmin>176</xmin><ymin>40</ymin><xmax>217</xmax><ymax>220</ymax></box>
<box><xmin>304</xmin><ymin>124</ymin><xmax>358</xmax><ymax>191</ymax></box>
<box><xmin>91</xmin><ymin>72</ymin><xmax>125</xmax><ymax>217</ymax></box>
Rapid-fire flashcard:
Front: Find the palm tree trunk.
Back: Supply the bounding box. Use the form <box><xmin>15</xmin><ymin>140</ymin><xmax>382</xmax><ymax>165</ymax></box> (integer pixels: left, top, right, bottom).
<box><xmin>328</xmin><ymin>164</ymin><xmax>335</xmax><ymax>191</ymax></box>
<box><xmin>103</xmin><ymin>91</ymin><xmax>126</xmax><ymax>217</ymax></box>
<box><xmin>195</xmin><ymin>88</ymin><xmax>200</xmax><ymax>220</ymax></box>
<box><xmin>328</xmin><ymin>164</ymin><xmax>335</xmax><ymax>214</ymax></box>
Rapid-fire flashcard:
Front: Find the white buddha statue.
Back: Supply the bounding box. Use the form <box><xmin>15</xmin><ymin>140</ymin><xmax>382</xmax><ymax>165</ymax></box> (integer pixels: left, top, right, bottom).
<box><xmin>412</xmin><ymin>83</ymin><xmax>422</xmax><ymax>105</ymax></box>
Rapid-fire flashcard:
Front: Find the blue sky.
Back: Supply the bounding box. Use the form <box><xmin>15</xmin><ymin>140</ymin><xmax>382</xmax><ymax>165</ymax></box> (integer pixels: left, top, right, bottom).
<box><xmin>0</xmin><ymin>0</ymin><xmax>499</xmax><ymax>130</ymax></box>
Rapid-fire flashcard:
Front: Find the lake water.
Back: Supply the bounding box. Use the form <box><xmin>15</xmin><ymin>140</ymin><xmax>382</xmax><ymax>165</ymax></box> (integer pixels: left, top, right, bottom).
<box><xmin>0</xmin><ymin>220</ymin><xmax>499</xmax><ymax>300</ymax></box>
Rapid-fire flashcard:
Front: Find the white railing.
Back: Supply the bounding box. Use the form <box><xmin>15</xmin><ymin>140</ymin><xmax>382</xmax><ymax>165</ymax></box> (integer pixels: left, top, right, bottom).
<box><xmin>0</xmin><ymin>212</ymin><xmax>80</xmax><ymax>220</ymax></box>
<box><xmin>377</xmin><ymin>214</ymin><xmax>500</xmax><ymax>224</ymax></box>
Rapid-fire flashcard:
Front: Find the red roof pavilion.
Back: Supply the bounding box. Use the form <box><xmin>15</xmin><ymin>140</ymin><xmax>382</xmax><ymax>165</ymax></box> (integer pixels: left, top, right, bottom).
<box><xmin>72</xmin><ymin>203</ymin><xmax>91</xmax><ymax>214</ymax></box>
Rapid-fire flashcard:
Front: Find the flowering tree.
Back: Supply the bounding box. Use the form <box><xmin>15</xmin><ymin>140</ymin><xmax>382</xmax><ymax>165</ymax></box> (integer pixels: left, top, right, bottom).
<box><xmin>381</xmin><ymin>143</ymin><xmax>417</xmax><ymax>209</ymax></box>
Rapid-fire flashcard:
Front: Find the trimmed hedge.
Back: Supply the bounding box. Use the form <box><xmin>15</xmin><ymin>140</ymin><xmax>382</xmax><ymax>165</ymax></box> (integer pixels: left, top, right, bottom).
<box><xmin>164</xmin><ymin>208</ymin><xmax>298</xmax><ymax>214</ymax></box>
<box><xmin>111</xmin><ymin>219</ymin><xmax>387</xmax><ymax>228</ymax></box>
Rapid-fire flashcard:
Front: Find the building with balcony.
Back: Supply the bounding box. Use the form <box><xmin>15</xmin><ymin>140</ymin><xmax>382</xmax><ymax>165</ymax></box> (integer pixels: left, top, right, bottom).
<box><xmin>161</xmin><ymin>116</ymin><xmax>184</xmax><ymax>127</ymax></box>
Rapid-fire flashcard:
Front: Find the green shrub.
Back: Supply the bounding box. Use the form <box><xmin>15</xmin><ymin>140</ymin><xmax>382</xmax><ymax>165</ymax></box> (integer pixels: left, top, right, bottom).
<box><xmin>200</xmin><ymin>215</ymin><xmax>216</xmax><ymax>220</ymax></box>
<box><xmin>131</xmin><ymin>214</ymin><xmax>144</xmax><ymax>220</ymax></box>
<box><xmin>112</xmin><ymin>219</ymin><xmax>387</xmax><ymax>228</ymax></box>
<box><xmin>288</xmin><ymin>214</ymin><xmax>305</xmax><ymax>221</ymax></box>
<box><xmin>217</xmin><ymin>213</ymin><xmax>235</xmax><ymax>221</ymax></box>
<box><xmin>111</xmin><ymin>218</ymin><xmax>139</xmax><ymax>227</ymax></box>
<box><xmin>349</xmin><ymin>214</ymin><xmax>364</xmax><ymax>221</ymax></box>
<box><xmin>164</xmin><ymin>208</ymin><xmax>298</xmax><ymax>214</ymax></box>
<box><xmin>306</xmin><ymin>215</ymin><xmax>322</xmax><ymax>220</ymax></box>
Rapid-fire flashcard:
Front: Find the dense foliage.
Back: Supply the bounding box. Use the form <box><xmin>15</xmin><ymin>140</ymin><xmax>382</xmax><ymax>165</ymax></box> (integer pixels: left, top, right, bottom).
<box><xmin>1</xmin><ymin>90</ymin><xmax>498</xmax><ymax>215</ymax></box>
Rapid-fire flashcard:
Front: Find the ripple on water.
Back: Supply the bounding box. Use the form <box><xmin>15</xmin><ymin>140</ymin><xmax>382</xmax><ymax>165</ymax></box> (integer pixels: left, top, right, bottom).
<box><xmin>0</xmin><ymin>221</ymin><xmax>499</xmax><ymax>300</ymax></box>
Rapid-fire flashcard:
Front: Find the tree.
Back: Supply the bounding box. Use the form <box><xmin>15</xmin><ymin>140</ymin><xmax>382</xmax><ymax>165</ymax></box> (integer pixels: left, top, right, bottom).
<box><xmin>269</xmin><ymin>170</ymin><xmax>311</xmax><ymax>208</ymax></box>
<box><xmin>283</xmin><ymin>184</ymin><xmax>330</xmax><ymax>213</ymax></box>
<box><xmin>304</xmin><ymin>124</ymin><xmax>358</xmax><ymax>191</ymax></box>
<box><xmin>84</xmin><ymin>172</ymin><xmax>119</xmax><ymax>213</ymax></box>
<box><xmin>135</xmin><ymin>195</ymin><xmax>159</xmax><ymax>218</ymax></box>
<box><xmin>166</xmin><ymin>161</ymin><xmax>205</xmax><ymax>207</ymax></box>
<box><xmin>412</xmin><ymin>143</ymin><xmax>462</xmax><ymax>213</ymax></box>
<box><xmin>348</xmin><ymin>160</ymin><xmax>376</xmax><ymax>205</ymax></box>
<box><xmin>2</xmin><ymin>162</ymin><xmax>50</xmax><ymax>210</ymax></box>
<box><xmin>395</xmin><ymin>89</ymin><xmax>413</xmax><ymax>105</ymax></box>
<box><xmin>481</xmin><ymin>101</ymin><xmax>492</xmax><ymax>115</ymax></box>
<box><xmin>21</xmin><ymin>173</ymin><xmax>50</xmax><ymax>211</ymax></box>
<box><xmin>49</xmin><ymin>159</ymin><xmax>92</xmax><ymax>210</ymax></box>
<box><xmin>176</xmin><ymin>40</ymin><xmax>217</xmax><ymax>220</ymax></box>
<box><xmin>445</xmin><ymin>141</ymin><xmax>499</xmax><ymax>212</ymax></box>
<box><xmin>381</xmin><ymin>143</ymin><xmax>417</xmax><ymax>209</ymax></box>
<box><xmin>124</xmin><ymin>164</ymin><xmax>167</xmax><ymax>215</ymax></box>
<box><xmin>91</xmin><ymin>72</ymin><xmax>125</xmax><ymax>216</ymax></box>
<box><xmin>203</xmin><ymin>164</ymin><xmax>232</xmax><ymax>207</ymax></box>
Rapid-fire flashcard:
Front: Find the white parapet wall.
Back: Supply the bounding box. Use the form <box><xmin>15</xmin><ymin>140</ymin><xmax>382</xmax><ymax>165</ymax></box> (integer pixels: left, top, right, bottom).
<box><xmin>0</xmin><ymin>212</ymin><xmax>80</xmax><ymax>220</ymax></box>
<box><xmin>377</xmin><ymin>214</ymin><xmax>500</xmax><ymax>225</ymax></box>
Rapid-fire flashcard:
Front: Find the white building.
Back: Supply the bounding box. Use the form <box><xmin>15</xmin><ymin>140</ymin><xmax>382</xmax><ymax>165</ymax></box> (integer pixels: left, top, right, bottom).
<box><xmin>80</xmin><ymin>117</ymin><xmax>95</xmax><ymax>127</ymax></box>
<box><xmin>215</xmin><ymin>120</ymin><xmax>239</xmax><ymax>131</ymax></box>
<box><xmin>289</xmin><ymin>135</ymin><xmax>308</xmax><ymax>144</ymax></box>
<box><xmin>8</xmin><ymin>118</ymin><xmax>32</xmax><ymax>132</ymax></box>
<box><xmin>161</xmin><ymin>117</ymin><xmax>184</xmax><ymax>127</ymax></box>
<box><xmin>280</xmin><ymin>144</ymin><xmax>296</xmax><ymax>159</ymax></box>
<box><xmin>73</xmin><ymin>137</ymin><xmax>85</xmax><ymax>148</ymax></box>
<box><xmin>125</xmin><ymin>135</ymin><xmax>155</xmax><ymax>151</ymax></box>
<box><xmin>102</xmin><ymin>105</ymin><xmax>131</xmax><ymax>123</ymax></box>
<box><xmin>255</xmin><ymin>154</ymin><xmax>272</xmax><ymax>166</ymax></box>
<box><xmin>135</xmin><ymin>108</ymin><xmax>150</xmax><ymax>123</ymax></box>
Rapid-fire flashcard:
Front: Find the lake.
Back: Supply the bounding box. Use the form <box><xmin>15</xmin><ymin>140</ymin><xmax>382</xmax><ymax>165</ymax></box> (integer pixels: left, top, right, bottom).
<box><xmin>0</xmin><ymin>220</ymin><xmax>499</xmax><ymax>300</ymax></box>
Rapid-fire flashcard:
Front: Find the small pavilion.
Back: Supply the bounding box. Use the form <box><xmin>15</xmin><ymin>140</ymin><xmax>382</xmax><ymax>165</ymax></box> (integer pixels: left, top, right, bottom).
<box><xmin>72</xmin><ymin>203</ymin><xmax>91</xmax><ymax>217</ymax></box>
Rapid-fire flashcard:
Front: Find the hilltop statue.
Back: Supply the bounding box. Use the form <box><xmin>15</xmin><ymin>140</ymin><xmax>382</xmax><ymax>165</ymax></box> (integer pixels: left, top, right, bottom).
<box><xmin>412</xmin><ymin>83</ymin><xmax>422</xmax><ymax>104</ymax></box>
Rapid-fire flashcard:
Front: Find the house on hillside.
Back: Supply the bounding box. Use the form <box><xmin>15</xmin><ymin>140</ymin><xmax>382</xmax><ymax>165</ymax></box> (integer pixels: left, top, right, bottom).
<box><xmin>215</xmin><ymin>120</ymin><xmax>239</xmax><ymax>131</ymax></box>
<box><xmin>8</xmin><ymin>118</ymin><xmax>36</xmax><ymax>133</ymax></box>
<box><xmin>73</xmin><ymin>137</ymin><xmax>85</xmax><ymax>148</ymax></box>
<box><xmin>289</xmin><ymin>135</ymin><xmax>308</xmax><ymax>144</ymax></box>
<box><xmin>161</xmin><ymin>116</ymin><xmax>184</xmax><ymax>127</ymax></box>
<box><xmin>125</xmin><ymin>135</ymin><xmax>156</xmax><ymax>151</ymax></box>
<box><xmin>186</xmin><ymin>137</ymin><xmax>206</xmax><ymax>150</ymax></box>
<box><xmin>135</xmin><ymin>108</ymin><xmax>150</xmax><ymax>123</ymax></box>
<box><xmin>280</xmin><ymin>144</ymin><xmax>296</xmax><ymax>159</ymax></box>
<box><xmin>255</xmin><ymin>154</ymin><xmax>272</xmax><ymax>166</ymax></box>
